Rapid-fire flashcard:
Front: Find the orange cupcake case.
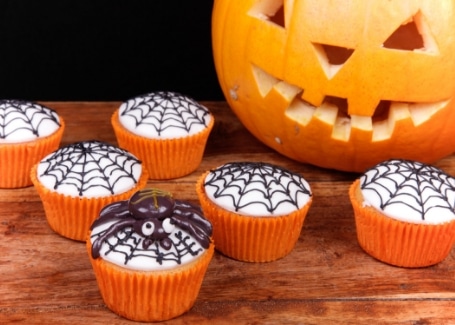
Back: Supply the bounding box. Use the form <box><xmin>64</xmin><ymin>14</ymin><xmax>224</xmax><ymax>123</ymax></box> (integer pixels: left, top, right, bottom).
<box><xmin>30</xmin><ymin>140</ymin><xmax>149</xmax><ymax>241</ymax></box>
<box><xmin>350</xmin><ymin>159</ymin><xmax>455</xmax><ymax>268</ymax></box>
<box><xmin>87</xmin><ymin>242</ymin><xmax>214</xmax><ymax>322</ymax></box>
<box><xmin>86</xmin><ymin>187</ymin><xmax>214</xmax><ymax>322</ymax></box>
<box><xmin>0</xmin><ymin>100</ymin><xmax>65</xmax><ymax>188</ymax></box>
<box><xmin>196</xmin><ymin>161</ymin><xmax>313</xmax><ymax>263</ymax></box>
<box><xmin>111</xmin><ymin>91</ymin><xmax>214</xmax><ymax>180</ymax></box>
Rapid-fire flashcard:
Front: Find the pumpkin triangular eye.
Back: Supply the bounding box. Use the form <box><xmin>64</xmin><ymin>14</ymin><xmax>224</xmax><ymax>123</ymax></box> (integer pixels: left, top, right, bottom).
<box><xmin>312</xmin><ymin>43</ymin><xmax>354</xmax><ymax>79</ymax></box>
<box><xmin>384</xmin><ymin>17</ymin><xmax>423</xmax><ymax>51</ymax></box>
<box><xmin>249</xmin><ymin>0</ymin><xmax>286</xmax><ymax>28</ymax></box>
<box><xmin>268</xmin><ymin>4</ymin><xmax>285</xmax><ymax>28</ymax></box>
<box><xmin>383</xmin><ymin>11</ymin><xmax>438</xmax><ymax>54</ymax></box>
<box><xmin>316</xmin><ymin>44</ymin><xmax>355</xmax><ymax>66</ymax></box>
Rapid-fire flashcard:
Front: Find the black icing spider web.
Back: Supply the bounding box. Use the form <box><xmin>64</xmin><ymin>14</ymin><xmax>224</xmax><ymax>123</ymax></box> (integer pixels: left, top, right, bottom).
<box><xmin>93</xmin><ymin>226</ymin><xmax>202</xmax><ymax>266</ymax></box>
<box><xmin>204</xmin><ymin>162</ymin><xmax>311</xmax><ymax>213</ymax></box>
<box><xmin>120</xmin><ymin>91</ymin><xmax>211</xmax><ymax>135</ymax></box>
<box><xmin>0</xmin><ymin>99</ymin><xmax>60</xmax><ymax>139</ymax></box>
<box><xmin>39</xmin><ymin>140</ymin><xmax>141</xmax><ymax>196</ymax></box>
<box><xmin>360</xmin><ymin>159</ymin><xmax>455</xmax><ymax>221</ymax></box>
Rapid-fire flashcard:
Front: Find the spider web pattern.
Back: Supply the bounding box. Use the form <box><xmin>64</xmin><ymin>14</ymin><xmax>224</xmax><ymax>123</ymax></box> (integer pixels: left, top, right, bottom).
<box><xmin>119</xmin><ymin>91</ymin><xmax>211</xmax><ymax>136</ymax></box>
<box><xmin>92</xmin><ymin>226</ymin><xmax>203</xmax><ymax>269</ymax></box>
<box><xmin>0</xmin><ymin>99</ymin><xmax>60</xmax><ymax>140</ymax></box>
<box><xmin>204</xmin><ymin>162</ymin><xmax>312</xmax><ymax>215</ymax></box>
<box><xmin>39</xmin><ymin>140</ymin><xmax>141</xmax><ymax>197</ymax></box>
<box><xmin>360</xmin><ymin>159</ymin><xmax>455</xmax><ymax>221</ymax></box>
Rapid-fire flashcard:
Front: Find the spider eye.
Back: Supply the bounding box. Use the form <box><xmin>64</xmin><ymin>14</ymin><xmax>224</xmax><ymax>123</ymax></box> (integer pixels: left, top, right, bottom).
<box><xmin>141</xmin><ymin>221</ymin><xmax>155</xmax><ymax>236</ymax></box>
<box><xmin>162</xmin><ymin>218</ymin><xmax>175</xmax><ymax>234</ymax></box>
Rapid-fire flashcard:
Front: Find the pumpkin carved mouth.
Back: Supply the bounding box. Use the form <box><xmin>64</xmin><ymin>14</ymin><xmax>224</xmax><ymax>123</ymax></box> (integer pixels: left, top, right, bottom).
<box><xmin>248</xmin><ymin>1</ymin><xmax>449</xmax><ymax>142</ymax></box>
<box><xmin>251</xmin><ymin>65</ymin><xmax>448</xmax><ymax>142</ymax></box>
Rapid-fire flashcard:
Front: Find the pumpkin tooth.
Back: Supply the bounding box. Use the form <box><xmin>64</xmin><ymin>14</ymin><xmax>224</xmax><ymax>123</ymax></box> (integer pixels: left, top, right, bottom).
<box><xmin>314</xmin><ymin>101</ymin><xmax>338</xmax><ymax>126</ymax></box>
<box><xmin>408</xmin><ymin>100</ymin><xmax>447</xmax><ymax>126</ymax></box>
<box><xmin>372</xmin><ymin>102</ymin><xmax>411</xmax><ymax>141</ymax></box>
<box><xmin>286</xmin><ymin>98</ymin><xmax>316</xmax><ymax>126</ymax></box>
<box><xmin>274</xmin><ymin>81</ymin><xmax>301</xmax><ymax>101</ymax></box>
<box><xmin>332</xmin><ymin>116</ymin><xmax>351</xmax><ymax>141</ymax></box>
<box><xmin>390</xmin><ymin>102</ymin><xmax>412</xmax><ymax>122</ymax></box>
<box><xmin>372</xmin><ymin>119</ymin><xmax>391</xmax><ymax>141</ymax></box>
<box><xmin>351</xmin><ymin>116</ymin><xmax>372</xmax><ymax>132</ymax></box>
<box><xmin>252</xmin><ymin>64</ymin><xmax>280</xmax><ymax>97</ymax></box>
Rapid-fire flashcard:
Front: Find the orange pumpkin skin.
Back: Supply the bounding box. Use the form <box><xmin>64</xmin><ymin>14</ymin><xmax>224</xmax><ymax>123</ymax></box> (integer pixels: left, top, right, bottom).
<box><xmin>212</xmin><ymin>0</ymin><xmax>455</xmax><ymax>172</ymax></box>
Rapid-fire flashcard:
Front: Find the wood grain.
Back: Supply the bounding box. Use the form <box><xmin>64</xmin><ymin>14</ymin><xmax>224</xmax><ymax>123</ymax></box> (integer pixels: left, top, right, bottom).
<box><xmin>1</xmin><ymin>102</ymin><xmax>455</xmax><ymax>324</ymax></box>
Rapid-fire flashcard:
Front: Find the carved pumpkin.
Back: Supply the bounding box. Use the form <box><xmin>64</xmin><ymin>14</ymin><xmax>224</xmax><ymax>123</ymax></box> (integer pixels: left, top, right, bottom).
<box><xmin>212</xmin><ymin>0</ymin><xmax>455</xmax><ymax>172</ymax></box>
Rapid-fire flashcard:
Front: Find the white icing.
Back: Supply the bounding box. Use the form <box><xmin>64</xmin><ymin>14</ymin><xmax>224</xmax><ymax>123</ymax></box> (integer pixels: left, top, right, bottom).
<box><xmin>118</xmin><ymin>91</ymin><xmax>213</xmax><ymax>139</ymax></box>
<box><xmin>204</xmin><ymin>162</ymin><xmax>312</xmax><ymax>217</ymax></box>
<box><xmin>0</xmin><ymin>100</ymin><xmax>60</xmax><ymax>143</ymax></box>
<box><xmin>360</xmin><ymin>159</ymin><xmax>455</xmax><ymax>225</ymax></box>
<box><xmin>90</xmin><ymin>220</ymin><xmax>205</xmax><ymax>271</ymax></box>
<box><xmin>37</xmin><ymin>141</ymin><xmax>143</xmax><ymax>198</ymax></box>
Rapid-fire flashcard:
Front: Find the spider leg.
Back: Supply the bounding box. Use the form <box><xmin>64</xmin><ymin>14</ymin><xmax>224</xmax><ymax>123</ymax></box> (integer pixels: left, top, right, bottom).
<box><xmin>171</xmin><ymin>211</ymin><xmax>212</xmax><ymax>249</ymax></box>
<box><xmin>174</xmin><ymin>200</ymin><xmax>213</xmax><ymax>234</ymax></box>
<box><xmin>91</xmin><ymin>200</ymin><xmax>131</xmax><ymax>230</ymax></box>
<box><xmin>91</xmin><ymin>219</ymin><xmax>136</xmax><ymax>259</ymax></box>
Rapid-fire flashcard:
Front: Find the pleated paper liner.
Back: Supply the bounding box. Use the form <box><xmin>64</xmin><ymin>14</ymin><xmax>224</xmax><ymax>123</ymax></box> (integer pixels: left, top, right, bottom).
<box><xmin>196</xmin><ymin>172</ymin><xmax>312</xmax><ymax>262</ymax></box>
<box><xmin>111</xmin><ymin>109</ymin><xmax>214</xmax><ymax>180</ymax></box>
<box><xmin>86</xmin><ymin>239</ymin><xmax>214</xmax><ymax>322</ymax></box>
<box><xmin>30</xmin><ymin>164</ymin><xmax>149</xmax><ymax>241</ymax></box>
<box><xmin>0</xmin><ymin>118</ymin><xmax>65</xmax><ymax>188</ymax></box>
<box><xmin>350</xmin><ymin>179</ymin><xmax>455</xmax><ymax>268</ymax></box>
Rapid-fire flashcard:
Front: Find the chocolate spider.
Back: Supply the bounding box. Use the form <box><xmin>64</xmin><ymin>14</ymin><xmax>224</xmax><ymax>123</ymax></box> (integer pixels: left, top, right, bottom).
<box><xmin>90</xmin><ymin>188</ymin><xmax>212</xmax><ymax>259</ymax></box>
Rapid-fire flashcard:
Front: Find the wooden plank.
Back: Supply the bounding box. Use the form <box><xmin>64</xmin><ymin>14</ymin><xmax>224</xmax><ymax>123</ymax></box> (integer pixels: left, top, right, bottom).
<box><xmin>2</xmin><ymin>301</ymin><xmax>455</xmax><ymax>324</ymax></box>
<box><xmin>0</xmin><ymin>101</ymin><xmax>454</xmax><ymax>324</ymax></box>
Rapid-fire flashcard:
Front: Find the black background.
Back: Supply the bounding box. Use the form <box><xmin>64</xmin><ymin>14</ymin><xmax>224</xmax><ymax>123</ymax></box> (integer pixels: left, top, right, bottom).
<box><xmin>0</xmin><ymin>1</ymin><xmax>225</xmax><ymax>101</ymax></box>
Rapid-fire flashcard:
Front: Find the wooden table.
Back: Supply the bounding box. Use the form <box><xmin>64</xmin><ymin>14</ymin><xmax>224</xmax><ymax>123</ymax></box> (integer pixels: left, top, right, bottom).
<box><xmin>1</xmin><ymin>102</ymin><xmax>455</xmax><ymax>324</ymax></box>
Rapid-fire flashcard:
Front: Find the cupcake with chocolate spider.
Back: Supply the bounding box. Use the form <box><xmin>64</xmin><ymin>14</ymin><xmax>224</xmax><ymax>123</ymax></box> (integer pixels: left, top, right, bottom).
<box><xmin>349</xmin><ymin>159</ymin><xmax>455</xmax><ymax>267</ymax></box>
<box><xmin>0</xmin><ymin>100</ymin><xmax>64</xmax><ymax>188</ymax></box>
<box><xmin>196</xmin><ymin>161</ymin><xmax>312</xmax><ymax>262</ymax></box>
<box><xmin>31</xmin><ymin>140</ymin><xmax>148</xmax><ymax>241</ymax></box>
<box><xmin>87</xmin><ymin>188</ymin><xmax>214</xmax><ymax>322</ymax></box>
<box><xmin>111</xmin><ymin>91</ymin><xmax>214</xmax><ymax>179</ymax></box>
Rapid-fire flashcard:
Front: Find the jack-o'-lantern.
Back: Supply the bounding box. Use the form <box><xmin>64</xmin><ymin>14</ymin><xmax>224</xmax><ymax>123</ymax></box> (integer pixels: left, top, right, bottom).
<box><xmin>212</xmin><ymin>0</ymin><xmax>455</xmax><ymax>172</ymax></box>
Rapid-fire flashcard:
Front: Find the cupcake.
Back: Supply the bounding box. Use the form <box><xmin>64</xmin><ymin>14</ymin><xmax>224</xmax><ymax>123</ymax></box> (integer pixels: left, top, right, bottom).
<box><xmin>87</xmin><ymin>187</ymin><xmax>214</xmax><ymax>322</ymax></box>
<box><xmin>111</xmin><ymin>91</ymin><xmax>214</xmax><ymax>179</ymax></box>
<box><xmin>196</xmin><ymin>161</ymin><xmax>312</xmax><ymax>262</ymax></box>
<box><xmin>30</xmin><ymin>140</ymin><xmax>148</xmax><ymax>241</ymax></box>
<box><xmin>0</xmin><ymin>99</ymin><xmax>64</xmax><ymax>188</ymax></box>
<box><xmin>349</xmin><ymin>159</ymin><xmax>455</xmax><ymax>267</ymax></box>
